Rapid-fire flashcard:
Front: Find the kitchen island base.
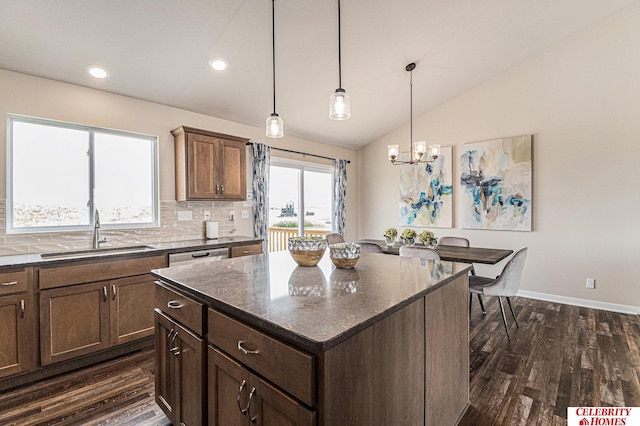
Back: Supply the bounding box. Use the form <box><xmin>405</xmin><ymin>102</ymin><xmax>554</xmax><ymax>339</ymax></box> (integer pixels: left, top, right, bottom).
<box><xmin>152</xmin><ymin>251</ymin><xmax>470</xmax><ymax>425</ymax></box>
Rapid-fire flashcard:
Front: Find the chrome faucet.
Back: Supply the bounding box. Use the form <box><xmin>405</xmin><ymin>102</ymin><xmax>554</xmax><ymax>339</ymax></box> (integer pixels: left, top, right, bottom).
<box><xmin>92</xmin><ymin>209</ymin><xmax>107</xmax><ymax>249</ymax></box>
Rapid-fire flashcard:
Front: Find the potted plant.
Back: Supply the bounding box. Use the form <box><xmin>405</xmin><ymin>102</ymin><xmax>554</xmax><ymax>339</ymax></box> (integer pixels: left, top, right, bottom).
<box><xmin>401</xmin><ymin>228</ymin><xmax>417</xmax><ymax>245</ymax></box>
<box><xmin>383</xmin><ymin>228</ymin><xmax>398</xmax><ymax>247</ymax></box>
<box><xmin>418</xmin><ymin>230</ymin><xmax>437</xmax><ymax>247</ymax></box>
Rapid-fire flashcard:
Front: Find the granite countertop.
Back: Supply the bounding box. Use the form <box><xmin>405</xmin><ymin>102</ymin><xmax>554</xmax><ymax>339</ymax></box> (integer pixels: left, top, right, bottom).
<box><xmin>0</xmin><ymin>236</ymin><xmax>261</xmax><ymax>268</ymax></box>
<box><xmin>151</xmin><ymin>250</ymin><xmax>472</xmax><ymax>352</ymax></box>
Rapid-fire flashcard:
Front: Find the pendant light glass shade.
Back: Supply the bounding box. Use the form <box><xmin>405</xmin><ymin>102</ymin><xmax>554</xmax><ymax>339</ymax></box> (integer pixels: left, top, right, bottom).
<box><xmin>266</xmin><ymin>113</ymin><xmax>284</xmax><ymax>138</ymax></box>
<box><xmin>329</xmin><ymin>88</ymin><xmax>351</xmax><ymax>120</ymax></box>
<box><xmin>266</xmin><ymin>0</ymin><xmax>283</xmax><ymax>138</ymax></box>
<box><xmin>330</xmin><ymin>0</ymin><xmax>350</xmax><ymax>120</ymax></box>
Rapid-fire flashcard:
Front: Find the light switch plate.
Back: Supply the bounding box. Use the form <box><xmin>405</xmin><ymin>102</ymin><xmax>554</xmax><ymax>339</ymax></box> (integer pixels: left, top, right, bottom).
<box><xmin>242</xmin><ymin>210</ymin><xmax>249</xmax><ymax>219</ymax></box>
<box><xmin>586</xmin><ymin>278</ymin><xmax>595</xmax><ymax>289</ymax></box>
<box><xmin>204</xmin><ymin>211</ymin><xmax>211</xmax><ymax>220</ymax></box>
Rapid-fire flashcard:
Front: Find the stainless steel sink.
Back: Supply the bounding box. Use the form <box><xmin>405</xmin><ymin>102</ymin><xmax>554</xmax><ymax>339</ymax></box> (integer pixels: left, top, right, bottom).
<box><xmin>41</xmin><ymin>245</ymin><xmax>155</xmax><ymax>259</ymax></box>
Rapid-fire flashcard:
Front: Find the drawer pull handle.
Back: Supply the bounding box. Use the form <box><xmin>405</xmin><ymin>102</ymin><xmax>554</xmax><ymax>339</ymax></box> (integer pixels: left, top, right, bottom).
<box><xmin>112</xmin><ymin>284</ymin><xmax>116</xmax><ymax>300</ymax></box>
<box><xmin>242</xmin><ymin>251</ymin><xmax>252</xmax><ymax>254</ymax></box>
<box><xmin>191</xmin><ymin>252</ymin><xmax>210</xmax><ymax>259</ymax></box>
<box><xmin>103</xmin><ymin>286</ymin><xmax>108</xmax><ymax>302</ymax></box>
<box><xmin>1</xmin><ymin>281</ymin><xmax>18</xmax><ymax>286</ymax></box>
<box><xmin>247</xmin><ymin>387</ymin><xmax>257</xmax><ymax>423</ymax></box>
<box><xmin>167</xmin><ymin>300</ymin><xmax>184</xmax><ymax>309</ymax></box>
<box><xmin>237</xmin><ymin>380</ymin><xmax>249</xmax><ymax>414</ymax></box>
<box><xmin>237</xmin><ymin>340</ymin><xmax>259</xmax><ymax>355</ymax></box>
<box><xmin>167</xmin><ymin>329</ymin><xmax>178</xmax><ymax>342</ymax></box>
<box><xmin>20</xmin><ymin>299</ymin><xmax>25</xmax><ymax>318</ymax></box>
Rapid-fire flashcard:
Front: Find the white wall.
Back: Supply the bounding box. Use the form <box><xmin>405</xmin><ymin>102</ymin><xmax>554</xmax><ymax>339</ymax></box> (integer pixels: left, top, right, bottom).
<box><xmin>358</xmin><ymin>5</ymin><xmax>640</xmax><ymax>311</ymax></box>
<box><xmin>0</xmin><ymin>69</ymin><xmax>358</xmax><ymax>249</ymax></box>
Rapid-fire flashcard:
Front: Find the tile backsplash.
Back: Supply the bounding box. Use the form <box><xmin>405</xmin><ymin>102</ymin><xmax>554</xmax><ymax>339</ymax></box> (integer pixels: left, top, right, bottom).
<box><xmin>0</xmin><ymin>199</ymin><xmax>242</xmax><ymax>256</ymax></box>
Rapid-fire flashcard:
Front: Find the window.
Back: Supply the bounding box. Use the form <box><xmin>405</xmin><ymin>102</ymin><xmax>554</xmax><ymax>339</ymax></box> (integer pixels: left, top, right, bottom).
<box><xmin>268</xmin><ymin>158</ymin><xmax>333</xmax><ymax>249</ymax></box>
<box><xmin>7</xmin><ymin>116</ymin><xmax>158</xmax><ymax>232</ymax></box>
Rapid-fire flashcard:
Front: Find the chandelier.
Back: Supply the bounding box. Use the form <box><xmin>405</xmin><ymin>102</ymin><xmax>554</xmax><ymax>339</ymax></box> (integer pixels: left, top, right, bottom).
<box><xmin>388</xmin><ymin>62</ymin><xmax>440</xmax><ymax>164</ymax></box>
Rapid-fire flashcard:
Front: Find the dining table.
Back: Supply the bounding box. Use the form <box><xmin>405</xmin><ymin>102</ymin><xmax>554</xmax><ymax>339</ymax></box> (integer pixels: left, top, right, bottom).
<box><xmin>357</xmin><ymin>239</ymin><xmax>513</xmax><ymax>265</ymax></box>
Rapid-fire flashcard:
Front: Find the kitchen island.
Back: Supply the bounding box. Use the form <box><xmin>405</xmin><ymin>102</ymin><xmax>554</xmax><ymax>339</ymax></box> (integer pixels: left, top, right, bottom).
<box><xmin>152</xmin><ymin>250</ymin><xmax>471</xmax><ymax>425</ymax></box>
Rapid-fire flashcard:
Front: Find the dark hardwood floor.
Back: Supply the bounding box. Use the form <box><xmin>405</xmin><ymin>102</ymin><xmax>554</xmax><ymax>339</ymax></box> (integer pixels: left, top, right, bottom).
<box><xmin>1</xmin><ymin>297</ymin><xmax>638</xmax><ymax>425</ymax></box>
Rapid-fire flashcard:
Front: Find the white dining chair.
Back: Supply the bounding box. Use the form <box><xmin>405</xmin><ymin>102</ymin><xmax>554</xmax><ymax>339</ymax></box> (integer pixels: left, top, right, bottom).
<box><xmin>356</xmin><ymin>242</ymin><xmax>384</xmax><ymax>253</ymax></box>
<box><xmin>326</xmin><ymin>233</ymin><xmax>345</xmax><ymax>245</ymax></box>
<box><xmin>468</xmin><ymin>247</ymin><xmax>528</xmax><ymax>340</ymax></box>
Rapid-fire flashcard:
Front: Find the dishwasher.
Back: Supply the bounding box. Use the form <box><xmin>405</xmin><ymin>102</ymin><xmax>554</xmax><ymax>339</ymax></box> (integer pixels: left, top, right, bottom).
<box><xmin>168</xmin><ymin>247</ymin><xmax>229</xmax><ymax>266</ymax></box>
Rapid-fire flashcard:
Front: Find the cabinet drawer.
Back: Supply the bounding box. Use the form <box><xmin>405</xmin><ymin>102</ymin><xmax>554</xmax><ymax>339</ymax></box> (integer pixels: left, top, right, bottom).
<box><xmin>230</xmin><ymin>242</ymin><xmax>262</xmax><ymax>258</ymax></box>
<box><xmin>208</xmin><ymin>309</ymin><xmax>314</xmax><ymax>406</ymax></box>
<box><xmin>155</xmin><ymin>283</ymin><xmax>203</xmax><ymax>335</ymax></box>
<box><xmin>0</xmin><ymin>269</ymin><xmax>28</xmax><ymax>295</ymax></box>
<box><xmin>39</xmin><ymin>255</ymin><xmax>166</xmax><ymax>289</ymax></box>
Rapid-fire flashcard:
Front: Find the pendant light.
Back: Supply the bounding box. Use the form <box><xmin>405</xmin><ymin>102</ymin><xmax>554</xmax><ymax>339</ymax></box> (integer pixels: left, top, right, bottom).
<box><xmin>266</xmin><ymin>0</ymin><xmax>284</xmax><ymax>138</ymax></box>
<box><xmin>329</xmin><ymin>0</ymin><xmax>351</xmax><ymax>120</ymax></box>
<box><xmin>388</xmin><ymin>63</ymin><xmax>440</xmax><ymax>164</ymax></box>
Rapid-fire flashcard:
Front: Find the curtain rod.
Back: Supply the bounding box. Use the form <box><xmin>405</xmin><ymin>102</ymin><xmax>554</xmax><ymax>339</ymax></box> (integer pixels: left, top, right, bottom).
<box><xmin>247</xmin><ymin>142</ymin><xmax>350</xmax><ymax>164</ymax></box>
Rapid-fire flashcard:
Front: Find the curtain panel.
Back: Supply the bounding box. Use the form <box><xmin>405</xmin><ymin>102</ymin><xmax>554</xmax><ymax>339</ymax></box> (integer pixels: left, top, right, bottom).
<box><xmin>252</xmin><ymin>143</ymin><xmax>270</xmax><ymax>252</ymax></box>
<box><xmin>333</xmin><ymin>159</ymin><xmax>348</xmax><ymax>236</ymax></box>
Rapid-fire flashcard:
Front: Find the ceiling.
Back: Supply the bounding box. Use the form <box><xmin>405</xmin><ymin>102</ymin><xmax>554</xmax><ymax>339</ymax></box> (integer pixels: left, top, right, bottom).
<box><xmin>0</xmin><ymin>0</ymin><xmax>635</xmax><ymax>148</ymax></box>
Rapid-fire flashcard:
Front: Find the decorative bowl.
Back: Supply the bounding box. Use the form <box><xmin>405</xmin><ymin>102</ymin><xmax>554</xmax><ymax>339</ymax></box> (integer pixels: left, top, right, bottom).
<box><xmin>329</xmin><ymin>242</ymin><xmax>361</xmax><ymax>269</ymax></box>
<box><xmin>287</xmin><ymin>236</ymin><xmax>327</xmax><ymax>267</ymax></box>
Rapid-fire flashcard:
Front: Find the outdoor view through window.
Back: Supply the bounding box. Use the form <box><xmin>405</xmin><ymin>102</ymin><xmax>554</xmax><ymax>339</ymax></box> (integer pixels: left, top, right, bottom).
<box><xmin>269</xmin><ymin>162</ymin><xmax>333</xmax><ymax>251</ymax></box>
<box><xmin>9</xmin><ymin>117</ymin><xmax>157</xmax><ymax>231</ymax></box>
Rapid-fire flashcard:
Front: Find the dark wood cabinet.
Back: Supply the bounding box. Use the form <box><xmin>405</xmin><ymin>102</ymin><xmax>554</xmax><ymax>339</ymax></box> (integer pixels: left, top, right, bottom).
<box><xmin>0</xmin><ymin>293</ymin><xmax>35</xmax><ymax>379</ymax></box>
<box><xmin>229</xmin><ymin>242</ymin><xmax>263</xmax><ymax>258</ymax></box>
<box><xmin>38</xmin><ymin>255</ymin><xmax>166</xmax><ymax>366</ymax></box>
<box><xmin>40</xmin><ymin>281</ymin><xmax>111</xmax><ymax>365</ymax></box>
<box><xmin>40</xmin><ymin>274</ymin><xmax>160</xmax><ymax>365</ymax></box>
<box><xmin>109</xmin><ymin>274</ymin><xmax>156</xmax><ymax>346</ymax></box>
<box><xmin>172</xmin><ymin>126</ymin><xmax>248</xmax><ymax>201</ymax></box>
<box><xmin>208</xmin><ymin>347</ymin><xmax>314</xmax><ymax>426</ymax></box>
<box><xmin>155</xmin><ymin>309</ymin><xmax>205</xmax><ymax>426</ymax></box>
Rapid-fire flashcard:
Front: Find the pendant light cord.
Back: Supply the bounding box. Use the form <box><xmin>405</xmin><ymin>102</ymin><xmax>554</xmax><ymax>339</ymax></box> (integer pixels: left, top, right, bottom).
<box><xmin>272</xmin><ymin>0</ymin><xmax>277</xmax><ymax>114</ymax></box>
<box><xmin>337</xmin><ymin>0</ymin><xmax>343</xmax><ymax>89</ymax></box>
<box><xmin>409</xmin><ymin>66</ymin><xmax>413</xmax><ymax>152</ymax></box>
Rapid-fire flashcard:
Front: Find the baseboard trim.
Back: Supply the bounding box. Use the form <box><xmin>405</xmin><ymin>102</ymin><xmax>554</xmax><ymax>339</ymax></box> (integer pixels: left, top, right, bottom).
<box><xmin>517</xmin><ymin>290</ymin><xmax>640</xmax><ymax>315</ymax></box>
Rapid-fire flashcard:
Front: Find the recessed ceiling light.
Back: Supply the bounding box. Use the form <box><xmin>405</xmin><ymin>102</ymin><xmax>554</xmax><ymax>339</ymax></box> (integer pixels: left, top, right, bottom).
<box><xmin>88</xmin><ymin>66</ymin><xmax>108</xmax><ymax>79</ymax></box>
<box><xmin>209</xmin><ymin>57</ymin><xmax>228</xmax><ymax>71</ymax></box>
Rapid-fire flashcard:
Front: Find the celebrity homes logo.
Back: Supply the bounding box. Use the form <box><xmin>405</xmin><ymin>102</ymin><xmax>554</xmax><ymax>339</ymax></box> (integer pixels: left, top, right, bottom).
<box><xmin>568</xmin><ymin>407</ymin><xmax>640</xmax><ymax>425</ymax></box>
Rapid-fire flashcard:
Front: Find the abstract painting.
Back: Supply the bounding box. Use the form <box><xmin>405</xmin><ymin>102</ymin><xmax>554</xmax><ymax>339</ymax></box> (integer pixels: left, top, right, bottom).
<box><xmin>400</xmin><ymin>146</ymin><xmax>453</xmax><ymax>228</ymax></box>
<box><xmin>460</xmin><ymin>135</ymin><xmax>532</xmax><ymax>231</ymax></box>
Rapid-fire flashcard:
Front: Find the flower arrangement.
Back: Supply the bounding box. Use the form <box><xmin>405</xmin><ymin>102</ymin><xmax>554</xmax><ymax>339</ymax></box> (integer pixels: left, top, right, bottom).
<box><xmin>418</xmin><ymin>230</ymin><xmax>437</xmax><ymax>246</ymax></box>
<box><xmin>401</xmin><ymin>228</ymin><xmax>417</xmax><ymax>240</ymax></box>
<box><xmin>401</xmin><ymin>228</ymin><xmax>417</xmax><ymax>243</ymax></box>
<box><xmin>383</xmin><ymin>227</ymin><xmax>398</xmax><ymax>239</ymax></box>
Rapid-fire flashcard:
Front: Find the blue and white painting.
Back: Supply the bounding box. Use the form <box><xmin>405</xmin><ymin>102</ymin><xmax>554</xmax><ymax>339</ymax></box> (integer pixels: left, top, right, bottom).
<box><xmin>400</xmin><ymin>146</ymin><xmax>453</xmax><ymax>228</ymax></box>
<box><xmin>460</xmin><ymin>135</ymin><xmax>532</xmax><ymax>231</ymax></box>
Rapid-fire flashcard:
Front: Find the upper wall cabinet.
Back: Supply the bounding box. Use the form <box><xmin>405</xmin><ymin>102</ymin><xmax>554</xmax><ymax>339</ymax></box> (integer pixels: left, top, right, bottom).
<box><xmin>172</xmin><ymin>126</ymin><xmax>249</xmax><ymax>201</ymax></box>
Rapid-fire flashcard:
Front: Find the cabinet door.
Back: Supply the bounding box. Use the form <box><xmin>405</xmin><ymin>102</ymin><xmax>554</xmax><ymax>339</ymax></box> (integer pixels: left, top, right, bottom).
<box><xmin>155</xmin><ymin>310</ymin><xmax>179</xmax><ymax>421</ymax></box>
<box><xmin>208</xmin><ymin>346</ymin><xmax>315</xmax><ymax>426</ymax></box>
<box><xmin>110</xmin><ymin>274</ymin><xmax>155</xmax><ymax>346</ymax></box>
<box><xmin>40</xmin><ymin>281</ymin><xmax>110</xmax><ymax>365</ymax></box>
<box><xmin>187</xmin><ymin>133</ymin><xmax>219</xmax><ymax>199</ymax></box>
<box><xmin>251</xmin><ymin>375</ymin><xmax>316</xmax><ymax>426</ymax></box>
<box><xmin>0</xmin><ymin>294</ymin><xmax>35</xmax><ymax>378</ymax></box>
<box><xmin>208</xmin><ymin>346</ymin><xmax>251</xmax><ymax>426</ymax></box>
<box><xmin>219</xmin><ymin>139</ymin><xmax>246</xmax><ymax>200</ymax></box>
<box><xmin>155</xmin><ymin>309</ymin><xmax>205</xmax><ymax>426</ymax></box>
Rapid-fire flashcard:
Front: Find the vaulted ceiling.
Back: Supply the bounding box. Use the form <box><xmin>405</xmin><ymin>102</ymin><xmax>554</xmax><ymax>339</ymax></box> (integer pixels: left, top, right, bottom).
<box><xmin>1</xmin><ymin>0</ymin><xmax>635</xmax><ymax>148</ymax></box>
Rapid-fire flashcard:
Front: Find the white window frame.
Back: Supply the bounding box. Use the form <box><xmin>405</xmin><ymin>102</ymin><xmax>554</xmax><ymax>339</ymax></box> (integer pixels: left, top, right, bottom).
<box><xmin>269</xmin><ymin>157</ymin><xmax>334</xmax><ymax>236</ymax></box>
<box><xmin>6</xmin><ymin>115</ymin><xmax>160</xmax><ymax>233</ymax></box>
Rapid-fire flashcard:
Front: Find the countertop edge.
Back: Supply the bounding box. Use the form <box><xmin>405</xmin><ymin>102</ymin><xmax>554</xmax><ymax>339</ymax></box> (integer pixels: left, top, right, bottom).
<box><xmin>0</xmin><ymin>237</ymin><xmax>262</xmax><ymax>268</ymax></box>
